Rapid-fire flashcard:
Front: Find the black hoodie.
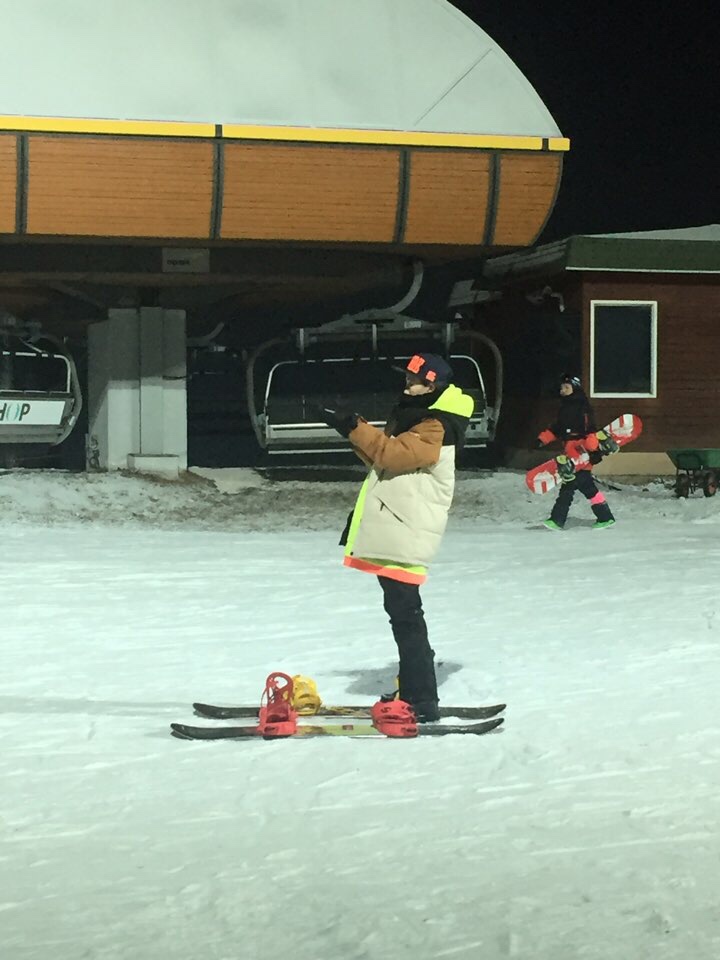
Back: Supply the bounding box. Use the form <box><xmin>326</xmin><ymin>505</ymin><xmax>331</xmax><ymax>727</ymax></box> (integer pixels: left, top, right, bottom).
<box><xmin>549</xmin><ymin>388</ymin><xmax>597</xmax><ymax>440</ymax></box>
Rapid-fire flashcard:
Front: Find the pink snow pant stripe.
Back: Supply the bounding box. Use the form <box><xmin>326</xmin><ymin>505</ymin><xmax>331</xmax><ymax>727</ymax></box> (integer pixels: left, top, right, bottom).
<box><xmin>590</xmin><ymin>492</ymin><xmax>606</xmax><ymax>505</ymax></box>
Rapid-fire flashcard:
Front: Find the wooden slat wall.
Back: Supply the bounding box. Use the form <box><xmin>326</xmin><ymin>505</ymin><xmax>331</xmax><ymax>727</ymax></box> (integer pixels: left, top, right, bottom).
<box><xmin>583</xmin><ymin>277</ymin><xmax>720</xmax><ymax>451</ymax></box>
<box><xmin>492</xmin><ymin>153</ymin><xmax>562</xmax><ymax>247</ymax></box>
<box><xmin>4</xmin><ymin>132</ymin><xmax>565</xmax><ymax>247</ymax></box>
<box><xmin>26</xmin><ymin>137</ymin><xmax>214</xmax><ymax>238</ymax></box>
<box><xmin>221</xmin><ymin>143</ymin><xmax>399</xmax><ymax>242</ymax></box>
<box><xmin>403</xmin><ymin>150</ymin><xmax>490</xmax><ymax>245</ymax></box>
<box><xmin>0</xmin><ymin>134</ymin><xmax>17</xmax><ymax>234</ymax></box>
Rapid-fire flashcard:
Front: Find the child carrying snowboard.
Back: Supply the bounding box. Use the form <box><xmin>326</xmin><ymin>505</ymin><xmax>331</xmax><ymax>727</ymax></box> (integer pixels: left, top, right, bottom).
<box><xmin>537</xmin><ymin>374</ymin><xmax>616</xmax><ymax>530</ymax></box>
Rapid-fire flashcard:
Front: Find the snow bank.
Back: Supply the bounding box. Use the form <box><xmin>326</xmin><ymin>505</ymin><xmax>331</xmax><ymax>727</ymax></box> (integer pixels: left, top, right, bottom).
<box><xmin>1</xmin><ymin>467</ymin><xmax>717</xmax><ymax>532</ymax></box>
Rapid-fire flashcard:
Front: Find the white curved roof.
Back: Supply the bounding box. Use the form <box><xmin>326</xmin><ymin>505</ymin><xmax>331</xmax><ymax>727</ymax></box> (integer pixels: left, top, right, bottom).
<box><xmin>0</xmin><ymin>0</ymin><xmax>562</xmax><ymax>137</ymax></box>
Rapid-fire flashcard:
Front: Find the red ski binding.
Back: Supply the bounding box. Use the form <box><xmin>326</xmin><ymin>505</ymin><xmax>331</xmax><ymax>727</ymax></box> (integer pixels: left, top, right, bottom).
<box><xmin>370</xmin><ymin>699</ymin><xmax>418</xmax><ymax>738</ymax></box>
<box><xmin>257</xmin><ymin>672</ymin><xmax>298</xmax><ymax>738</ymax></box>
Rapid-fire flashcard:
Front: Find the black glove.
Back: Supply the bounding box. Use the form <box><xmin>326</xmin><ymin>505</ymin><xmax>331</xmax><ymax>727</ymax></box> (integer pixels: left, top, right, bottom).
<box><xmin>316</xmin><ymin>406</ymin><xmax>360</xmax><ymax>438</ymax></box>
<box><xmin>535</xmin><ymin>438</ymin><xmax>547</xmax><ymax>450</ymax></box>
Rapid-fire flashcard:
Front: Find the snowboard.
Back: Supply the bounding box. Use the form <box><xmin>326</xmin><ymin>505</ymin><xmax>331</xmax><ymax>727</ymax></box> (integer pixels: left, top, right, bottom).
<box><xmin>170</xmin><ymin>718</ymin><xmax>504</xmax><ymax>740</ymax></box>
<box><xmin>526</xmin><ymin>414</ymin><xmax>643</xmax><ymax>495</ymax></box>
<box><xmin>192</xmin><ymin>700</ymin><xmax>506</xmax><ymax>721</ymax></box>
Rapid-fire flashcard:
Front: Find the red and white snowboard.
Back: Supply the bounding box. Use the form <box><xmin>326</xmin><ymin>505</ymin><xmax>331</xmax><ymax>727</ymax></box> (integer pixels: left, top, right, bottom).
<box><xmin>526</xmin><ymin>414</ymin><xmax>643</xmax><ymax>495</ymax></box>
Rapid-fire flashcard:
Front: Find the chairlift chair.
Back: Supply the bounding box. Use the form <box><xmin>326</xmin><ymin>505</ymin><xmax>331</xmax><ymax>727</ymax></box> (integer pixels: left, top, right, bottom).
<box><xmin>247</xmin><ymin>313</ymin><xmax>502</xmax><ymax>455</ymax></box>
<box><xmin>0</xmin><ymin>321</ymin><xmax>82</xmax><ymax>446</ymax></box>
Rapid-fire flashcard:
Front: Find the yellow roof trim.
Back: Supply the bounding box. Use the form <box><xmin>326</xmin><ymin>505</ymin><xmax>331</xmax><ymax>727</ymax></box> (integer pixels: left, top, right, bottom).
<box><xmin>222</xmin><ymin>124</ymin><xmax>569</xmax><ymax>150</ymax></box>
<box><xmin>0</xmin><ymin>116</ymin><xmax>571</xmax><ymax>151</ymax></box>
<box><xmin>0</xmin><ymin>116</ymin><xmax>216</xmax><ymax>137</ymax></box>
<box><xmin>547</xmin><ymin>137</ymin><xmax>571</xmax><ymax>151</ymax></box>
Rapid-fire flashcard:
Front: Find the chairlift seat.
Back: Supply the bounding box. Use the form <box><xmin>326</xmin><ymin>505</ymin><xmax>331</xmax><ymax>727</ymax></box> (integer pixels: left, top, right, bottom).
<box><xmin>262</xmin><ymin>355</ymin><xmax>492</xmax><ymax>454</ymax></box>
<box><xmin>0</xmin><ymin>348</ymin><xmax>80</xmax><ymax>445</ymax></box>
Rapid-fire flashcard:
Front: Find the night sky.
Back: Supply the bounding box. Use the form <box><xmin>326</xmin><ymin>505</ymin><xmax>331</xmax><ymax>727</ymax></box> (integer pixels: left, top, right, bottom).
<box><xmin>450</xmin><ymin>2</ymin><xmax>718</xmax><ymax>241</ymax></box>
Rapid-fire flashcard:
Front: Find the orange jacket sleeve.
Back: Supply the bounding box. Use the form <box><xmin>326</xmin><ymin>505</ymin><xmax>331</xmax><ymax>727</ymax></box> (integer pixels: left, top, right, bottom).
<box><xmin>348</xmin><ymin>418</ymin><xmax>444</xmax><ymax>473</ymax></box>
<box><xmin>538</xmin><ymin>429</ymin><xmax>557</xmax><ymax>445</ymax></box>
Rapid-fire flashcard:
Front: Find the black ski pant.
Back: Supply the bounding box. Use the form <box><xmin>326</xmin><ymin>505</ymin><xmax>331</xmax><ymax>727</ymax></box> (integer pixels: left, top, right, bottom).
<box><xmin>550</xmin><ymin>469</ymin><xmax>614</xmax><ymax>527</ymax></box>
<box><xmin>378</xmin><ymin>576</ymin><xmax>438</xmax><ymax>706</ymax></box>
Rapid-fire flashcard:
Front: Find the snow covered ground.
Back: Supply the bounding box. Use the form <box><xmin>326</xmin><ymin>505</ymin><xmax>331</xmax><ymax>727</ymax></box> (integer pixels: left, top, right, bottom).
<box><xmin>1</xmin><ymin>467</ymin><xmax>719</xmax><ymax>960</ymax></box>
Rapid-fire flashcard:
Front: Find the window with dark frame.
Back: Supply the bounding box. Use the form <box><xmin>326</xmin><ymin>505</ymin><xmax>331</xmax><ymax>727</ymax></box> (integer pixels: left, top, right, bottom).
<box><xmin>591</xmin><ymin>301</ymin><xmax>656</xmax><ymax>397</ymax></box>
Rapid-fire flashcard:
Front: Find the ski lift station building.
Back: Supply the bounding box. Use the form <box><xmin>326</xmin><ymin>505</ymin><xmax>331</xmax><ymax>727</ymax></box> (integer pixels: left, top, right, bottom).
<box><xmin>0</xmin><ymin>0</ymin><xmax>568</xmax><ymax>474</ymax></box>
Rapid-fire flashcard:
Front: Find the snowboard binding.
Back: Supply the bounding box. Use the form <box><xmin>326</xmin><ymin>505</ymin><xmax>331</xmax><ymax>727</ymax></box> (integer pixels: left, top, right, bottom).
<box><xmin>290</xmin><ymin>675</ymin><xmax>323</xmax><ymax>715</ymax></box>
<box><xmin>371</xmin><ymin>699</ymin><xmax>418</xmax><ymax>738</ymax></box>
<box><xmin>596</xmin><ymin>430</ymin><xmax>620</xmax><ymax>456</ymax></box>
<box><xmin>556</xmin><ymin>455</ymin><xmax>576</xmax><ymax>484</ymax></box>
<box><xmin>258</xmin><ymin>672</ymin><xmax>298</xmax><ymax>737</ymax></box>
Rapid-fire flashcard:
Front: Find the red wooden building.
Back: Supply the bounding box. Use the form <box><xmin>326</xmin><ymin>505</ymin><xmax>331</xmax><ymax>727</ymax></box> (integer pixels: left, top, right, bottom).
<box><xmin>474</xmin><ymin>225</ymin><xmax>720</xmax><ymax>475</ymax></box>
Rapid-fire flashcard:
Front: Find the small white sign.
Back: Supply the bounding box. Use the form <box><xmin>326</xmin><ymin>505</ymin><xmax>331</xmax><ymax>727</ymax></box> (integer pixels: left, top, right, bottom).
<box><xmin>0</xmin><ymin>399</ymin><xmax>66</xmax><ymax>426</ymax></box>
<box><xmin>162</xmin><ymin>248</ymin><xmax>210</xmax><ymax>273</ymax></box>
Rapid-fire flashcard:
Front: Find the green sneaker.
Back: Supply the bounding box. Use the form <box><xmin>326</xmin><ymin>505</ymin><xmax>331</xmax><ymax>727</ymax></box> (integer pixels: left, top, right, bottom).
<box><xmin>592</xmin><ymin>519</ymin><xmax>616</xmax><ymax>530</ymax></box>
<box><xmin>542</xmin><ymin>519</ymin><xmax>564</xmax><ymax>531</ymax></box>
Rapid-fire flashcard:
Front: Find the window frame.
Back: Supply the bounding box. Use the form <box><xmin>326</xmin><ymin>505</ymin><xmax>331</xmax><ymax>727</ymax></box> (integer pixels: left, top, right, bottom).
<box><xmin>590</xmin><ymin>299</ymin><xmax>658</xmax><ymax>399</ymax></box>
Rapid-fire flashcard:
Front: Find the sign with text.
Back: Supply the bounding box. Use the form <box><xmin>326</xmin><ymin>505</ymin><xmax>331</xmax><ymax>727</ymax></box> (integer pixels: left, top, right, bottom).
<box><xmin>162</xmin><ymin>248</ymin><xmax>210</xmax><ymax>273</ymax></box>
<box><xmin>0</xmin><ymin>399</ymin><xmax>66</xmax><ymax>425</ymax></box>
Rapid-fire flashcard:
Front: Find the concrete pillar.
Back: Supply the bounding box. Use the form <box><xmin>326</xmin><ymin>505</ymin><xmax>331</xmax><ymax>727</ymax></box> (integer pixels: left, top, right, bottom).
<box><xmin>87</xmin><ymin>308</ymin><xmax>140</xmax><ymax>471</ymax></box>
<box><xmin>87</xmin><ymin>308</ymin><xmax>186</xmax><ymax>476</ymax></box>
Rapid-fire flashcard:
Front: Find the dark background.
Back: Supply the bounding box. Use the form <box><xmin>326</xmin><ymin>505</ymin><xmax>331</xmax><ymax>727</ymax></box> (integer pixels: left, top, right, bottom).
<box><xmin>450</xmin><ymin>2</ymin><xmax>718</xmax><ymax>241</ymax></box>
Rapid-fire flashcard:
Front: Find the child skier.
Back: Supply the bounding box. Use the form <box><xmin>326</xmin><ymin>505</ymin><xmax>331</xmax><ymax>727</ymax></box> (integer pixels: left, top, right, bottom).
<box><xmin>319</xmin><ymin>353</ymin><xmax>473</xmax><ymax>722</ymax></box>
<box><xmin>537</xmin><ymin>373</ymin><xmax>616</xmax><ymax>530</ymax></box>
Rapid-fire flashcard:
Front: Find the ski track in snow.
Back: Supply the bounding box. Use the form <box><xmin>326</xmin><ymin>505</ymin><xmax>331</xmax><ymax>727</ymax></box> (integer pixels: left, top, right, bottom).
<box><xmin>1</xmin><ymin>469</ymin><xmax>719</xmax><ymax>959</ymax></box>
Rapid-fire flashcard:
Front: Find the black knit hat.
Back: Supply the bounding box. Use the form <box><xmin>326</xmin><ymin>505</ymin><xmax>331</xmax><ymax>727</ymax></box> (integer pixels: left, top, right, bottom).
<box><xmin>397</xmin><ymin>352</ymin><xmax>453</xmax><ymax>386</ymax></box>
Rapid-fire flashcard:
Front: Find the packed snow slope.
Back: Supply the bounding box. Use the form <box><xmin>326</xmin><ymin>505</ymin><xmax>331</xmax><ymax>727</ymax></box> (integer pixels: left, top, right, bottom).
<box><xmin>1</xmin><ymin>468</ymin><xmax>719</xmax><ymax>960</ymax></box>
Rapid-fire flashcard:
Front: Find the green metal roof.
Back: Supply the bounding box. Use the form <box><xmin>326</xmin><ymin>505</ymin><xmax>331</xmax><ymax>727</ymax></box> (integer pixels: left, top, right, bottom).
<box><xmin>484</xmin><ymin>224</ymin><xmax>720</xmax><ymax>282</ymax></box>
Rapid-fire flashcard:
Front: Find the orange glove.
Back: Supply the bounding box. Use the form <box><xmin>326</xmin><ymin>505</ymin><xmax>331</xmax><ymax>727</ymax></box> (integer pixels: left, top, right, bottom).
<box><xmin>537</xmin><ymin>429</ymin><xmax>556</xmax><ymax>446</ymax></box>
<box><xmin>565</xmin><ymin>439</ymin><xmax>586</xmax><ymax>460</ymax></box>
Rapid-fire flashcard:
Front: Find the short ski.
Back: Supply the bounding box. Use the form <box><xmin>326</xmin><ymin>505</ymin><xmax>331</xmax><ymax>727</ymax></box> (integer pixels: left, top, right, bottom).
<box><xmin>192</xmin><ymin>701</ymin><xmax>506</xmax><ymax>721</ymax></box>
<box><xmin>171</xmin><ymin>717</ymin><xmax>504</xmax><ymax>740</ymax></box>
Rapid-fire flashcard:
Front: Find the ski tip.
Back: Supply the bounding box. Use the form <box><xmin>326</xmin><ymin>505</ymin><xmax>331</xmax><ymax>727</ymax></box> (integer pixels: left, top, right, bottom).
<box><xmin>170</xmin><ymin>722</ymin><xmax>211</xmax><ymax>741</ymax></box>
<box><xmin>484</xmin><ymin>717</ymin><xmax>504</xmax><ymax>732</ymax></box>
<box><xmin>476</xmin><ymin>716</ymin><xmax>504</xmax><ymax>734</ymax></box>
<box><xmin>170</xmin><ymin>724</ymin><xmax>192</xmax><ymax>740</ymax></box>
